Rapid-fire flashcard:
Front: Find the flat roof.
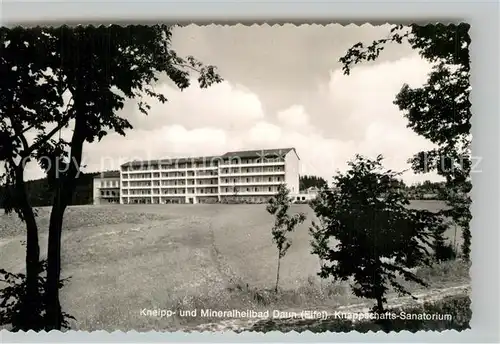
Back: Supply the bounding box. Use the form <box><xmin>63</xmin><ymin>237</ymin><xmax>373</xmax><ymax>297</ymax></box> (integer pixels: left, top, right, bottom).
<box><xmin>94</xmin><ymin>170</ymin><xmax>120</xmax><ymax>179</ymax></box>
<box><xmin>120</xmin><ymin>155</ymin><xmax>223</xmax><ymax>168</ymax></box>
<box><xmin>222</xmin><ymin>148</ymin><xmax>298</xmax><ymax>160</ymax></box>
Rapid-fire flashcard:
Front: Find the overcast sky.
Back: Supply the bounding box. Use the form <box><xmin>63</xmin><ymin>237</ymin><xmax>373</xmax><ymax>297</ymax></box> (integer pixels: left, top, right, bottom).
<box><xmin>24</xmin><ymin>24</ymin><xmax>440</xmax><ymax>184</ymax></box>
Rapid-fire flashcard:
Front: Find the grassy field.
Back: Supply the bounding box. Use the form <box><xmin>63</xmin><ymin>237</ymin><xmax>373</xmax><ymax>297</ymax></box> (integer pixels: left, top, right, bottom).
<box><xmin>0</xmin><ymin>201</ymin><xmax>467</xmax><ymax>331</ymax></box>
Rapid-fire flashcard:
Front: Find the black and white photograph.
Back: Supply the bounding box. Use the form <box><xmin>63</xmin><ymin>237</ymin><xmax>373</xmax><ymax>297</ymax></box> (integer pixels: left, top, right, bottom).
<box><xmin>1</xmin><ymin>23</ymin><xmax>471</xmax><ymax>333</ymax></box>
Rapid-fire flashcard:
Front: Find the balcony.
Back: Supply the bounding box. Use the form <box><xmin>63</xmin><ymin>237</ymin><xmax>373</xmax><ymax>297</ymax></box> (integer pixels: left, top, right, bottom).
<box><xmin>124</xmin><ymin>172</ymin><xmax>153</xmax><ymax>176</ymax></box>
<box><xmin>126</xmin><ymin>176</ymin><xmax>153</xmax><ymax>181</ymax></box>
<box><xmin>184</xmin><ymin>183</ymin><xmax>217</xmax><ymax>188</ymax></box>
<box><xmin>100</xmin><ymin>194</ymin><xmax>119</xmax><ymax>198</ymax></box>
<box><xmin>127</xmin><ymin>175</ymin><xmax>180</xmax><ymax>181</ymax></box>
<box><xmin>220</xmin><ymin>190</ymin><xmax>277</xmax><ymax>196</ymax></box>
<box><xmin>219</xmin><ymin>161</ymin><xmax>285</xmax><ymax>168</ymax></box>
<box><xmin>219</xmin><ymin>181</ymin><xmax>283</xmax><ymax>187</ymax></box>
<box><xmin>161</xmin><ymin>175</ymin><xmax>187</xmax><ymax>180</ymax></box>
<box><xmin>195</xmin><ymin>174</ymin><xmax>219</xmax><ymax>179</ymax></box>
<box><xmin>125</xmin><ymin>173</ymin><xmax>221</xmax><ymax>181</ymax></box>
<box><xmin>219</xmin><ymin>171</ymin><xmax>284</xmax><ymax>177</ymax></box>
<box><xmin>124</xmin><ymin>166</ymin><xmax>218</xmax><ymax>174</ymax></box>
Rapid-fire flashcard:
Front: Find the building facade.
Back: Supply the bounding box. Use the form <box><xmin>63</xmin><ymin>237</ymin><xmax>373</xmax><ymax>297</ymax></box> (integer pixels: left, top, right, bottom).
<box><xmin>292</xmin><ymin>186</ymin><xmax>320</xmax><ymax>203</ymax></box>
<box><xmin>92</xmin><ymin>171</ymin><xmax>121</xmax><ymax>205</ymax></box>
<box><xmin>114</xmin><ymin>148</ymin><xmax>300</xmax><ymax>205</ymax></box>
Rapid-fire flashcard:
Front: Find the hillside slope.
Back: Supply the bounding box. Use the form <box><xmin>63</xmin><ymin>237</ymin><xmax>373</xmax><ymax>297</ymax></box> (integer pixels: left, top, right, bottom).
<box><xmin>0</xmin><ymin>203</ymin><xmax>464</xmax><ymax>331</ymax></box>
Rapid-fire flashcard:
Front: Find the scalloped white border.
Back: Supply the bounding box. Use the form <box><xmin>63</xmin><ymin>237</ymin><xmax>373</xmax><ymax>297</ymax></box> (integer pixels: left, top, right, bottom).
<box><xmin>0</xmin><ymin>1</ymin><xmax>498</xmax><ymax>342</ymax></box>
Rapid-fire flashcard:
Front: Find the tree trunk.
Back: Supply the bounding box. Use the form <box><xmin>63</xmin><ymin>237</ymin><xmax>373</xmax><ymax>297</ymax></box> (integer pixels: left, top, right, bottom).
<box><xmin>275</xmin><ymin>253</ymin><xmax>281</xmax><ymax>293</ymax></box>
<box><xmin>461</xmin><ymin>225</ymin><xmax>471</xmax><ymax>261</ymax></box>
<box><xmin>13</xmin><ymin>167</ymin><xmax>42</xmax><ymax>331</ymax></box>
<box><xmin>376</xmin><ymin>296</ymin><xmax>384</xmax><ymax>314</ymax></box>
<box><xmin>44</xmin><ymin>112</ymin><xmax>85</xmax><ymax>330</ymax></box>
<box><xmin>44</xmin><ymin>193</ymin><xmax>65</xmax><ymax>330</ymax></box>
<box><xmin>375</xmin><ymin>295</ymin><xmax>392</xmax><ymax>332</ymax></box>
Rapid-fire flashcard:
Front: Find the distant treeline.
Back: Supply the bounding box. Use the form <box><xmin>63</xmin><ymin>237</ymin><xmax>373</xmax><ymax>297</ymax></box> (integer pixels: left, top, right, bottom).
<box><xmin>405</xmin><ymin>181</ymin><xmax>447</xmax><ymax>200</ymax></box>
<box><xmin>299</xmin><ymin>175</ymin><xmax>447</xmax><ymax>200</ymax></box>
<box><xmin>299</xmin><ymin>175</ymin><xmax>328</xmax><ymax>191</ymax></box>
<box><xmin>0</xmin><ymin>173</ymin><xmax>447</xmax><ymax>209</ymax></box>
<box><xmin>0</xmin><ymin>172</ymin><xmax>99</xmax><ymax>208</ymax></box>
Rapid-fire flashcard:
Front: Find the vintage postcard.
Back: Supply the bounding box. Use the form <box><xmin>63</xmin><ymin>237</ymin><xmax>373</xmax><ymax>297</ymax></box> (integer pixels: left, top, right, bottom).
<box><xmin>0</xmin><ymin>23</ymin><xmax>471</xmax><ymax>333</ymax></box>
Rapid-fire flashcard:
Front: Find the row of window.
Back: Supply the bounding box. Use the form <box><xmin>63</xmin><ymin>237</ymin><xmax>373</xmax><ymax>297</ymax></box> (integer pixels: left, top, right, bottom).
<box><xmin>123</xmin><ymin>171</ymin><xmax>218</xmax><ymax>179</ymax></box>
<box><xmin>120</xmin><ymin>195</ymin><xmax>275</xmax><ymax>205</ymax></box>
<box><xmin>122</xmin><ymin>197</ymin><xmax>217</xmax><ymax>205</ymax></box>
<box><xmin>220</xmin><ymin>167</ymin><xmax>284</xmax><ymax>174</ymax></box>
<box><xmin>122</xmin><ymin>168</ymin><xmax>284</xmax><ymax>179</ymax></box>
<box><xmin>221</xmin><ymin>176</ymin><xmax>284</xmax><ymax>184</ymax></box>
<box><xmin>99</xmin><ymin>180</ymin><xmax>119</xmax><ymax>187</ymax></box>
<box><xmin>120</xmin><ymin>196</ymin><xmax>305</xmax><ymax>205</ymax></box>
<box><xmin>100</xmin><ymin>199</ymin><xmax>120</xmax><ymax>204</ymax></box>
<box><xmin>222</xmin><ymin>186</ymin><xmax>278</xmax><ymax>193</ymax></box>
<box><xmin>123</xmin><ymin>179</ymin><xmax>219</xmax><ymax>187</ymax></box>
<box><xmin>123</xmin><ymin>162</ymin><xmax>219</xmax><ymax>171</ymax></box>
<box><xmin>120</xmin><ymin>186</ymin><xmax>281</xmax><ymax>196</ymax></box>
<box><xmin>122</xmin><ymin>177</ymin><xmax>283</xmax><ymax>188</ymax></box>
<box><xmin>221</xmin><ymin>196</ymin><xmax>273</xmax><ymax>203</ymax></box>
<box><xmin>121</xmin><ymin>157</ymin><xmax>286</xmax><ymax>172</ymax></box>
<box><xmin>123</xmin><ymin>188</ymin><xmax>219</xmax><ymax>195</ymax></box>
<box><xmin>226</xmin><ymin>157</ymin><xmax>284</xmax><ymax>164</ymax></box>
<box><xmin>100</xmin><ymin>190</ymin><xmax>119</xmax><ymax>197</ymax></box>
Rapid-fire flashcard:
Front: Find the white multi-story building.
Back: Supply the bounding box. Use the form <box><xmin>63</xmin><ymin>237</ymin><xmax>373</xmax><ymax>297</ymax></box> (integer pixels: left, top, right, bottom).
<box><xmin>92</xmin><ymin>171</ymin><xmax>121</xmax><ymax>205</ymax></box>
<box><xmin>116</xmin><ymin>148</ymin><xmax>300</xmax><ymax>205</ymax></box>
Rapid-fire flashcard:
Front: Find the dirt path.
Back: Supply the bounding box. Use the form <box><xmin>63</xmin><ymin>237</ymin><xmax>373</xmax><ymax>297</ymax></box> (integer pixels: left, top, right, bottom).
<box><xmin>184</xmin><ymin>284</ymin><xmax>470</xmax><ymax>332</ymax></box>
<box><xmin>207</xmin><ymin>207</ymin><xmax>240</xmax><ymax>284</ymax></box>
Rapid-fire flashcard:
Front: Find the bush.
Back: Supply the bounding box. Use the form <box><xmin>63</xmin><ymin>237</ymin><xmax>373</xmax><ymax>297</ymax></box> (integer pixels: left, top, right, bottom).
<box><xmin>220</xmin><ymin>197</ymin><xmax>240</xmax><ymax>204</ymax></box>
<box><xmin>415</xmin><ymin>259</ymin><xmax>469</xmax><ymax>283</ymax></box>
<box><xmin>0</xmin><ymin>260</ymin><xmax>75</xmax><ymax>331</ymax></box>
<box><xmin>435</xmin><ymin>241</ymin><xmax>458</xmax><ymax>262</ymax></box>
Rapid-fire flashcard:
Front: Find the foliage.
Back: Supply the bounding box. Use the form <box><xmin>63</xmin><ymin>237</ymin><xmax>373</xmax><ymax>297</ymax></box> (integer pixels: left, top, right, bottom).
<box><xmin>339</xmin><ymin>23</ymin><xmax>471</xmax><ymax>261</ymax></box>
<box><xmin>266</xmin><ymin>184</ymin><xmax>306</xmax><ymax>292</ymax></box>
<box><xmin>0</xmin><ymin>25</ymin><xmax>222</xmax><ymax>330</ymax></box>
<box><xmin>0</xmin><ymin>173</ymin><xmax>354</xmax><ymax>207</ymax></box>
<box><xmin>414</xmin><ymin>259</ymin><xmax>469</xmax><ymax>287</ymax></box>
<box><xmin>299</xmin><ymin>175</ymin><xmax>328</xmax><ymax>191</ymax></box>
<box><xmin>0</xmin><ymin>260</ymin><xmax>75</xmax><ymax>331</ymax></box>
<box><xmin>0</xmin><ymin>172</ymin><xmax>449</xmax><ymax>209</ymax></box>
<box><xmin>406</xmin><ymin>181</ymin><xmax>446</xmax><ymax>200</ymax></box>
<box><xmin>434</xmin><ymin>241</ymin><xmax>458</xmax><ymax>262</ymax></box>
<box><xmin>0</xmin><ymin>172</ymin><xmax>99</xmax><ymax>207</ymax></box>
<box><xmin>309</xmin><ymin>155</ymin><xmax>447</xmax><ymax>313</ymax></box>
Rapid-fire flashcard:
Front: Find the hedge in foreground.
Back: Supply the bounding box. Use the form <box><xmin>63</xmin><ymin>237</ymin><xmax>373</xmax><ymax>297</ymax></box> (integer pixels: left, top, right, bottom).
<box><xmin>249</xmin><ymin>294</ymin><xmax>471</xmax><ymax>333</ymax></box>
